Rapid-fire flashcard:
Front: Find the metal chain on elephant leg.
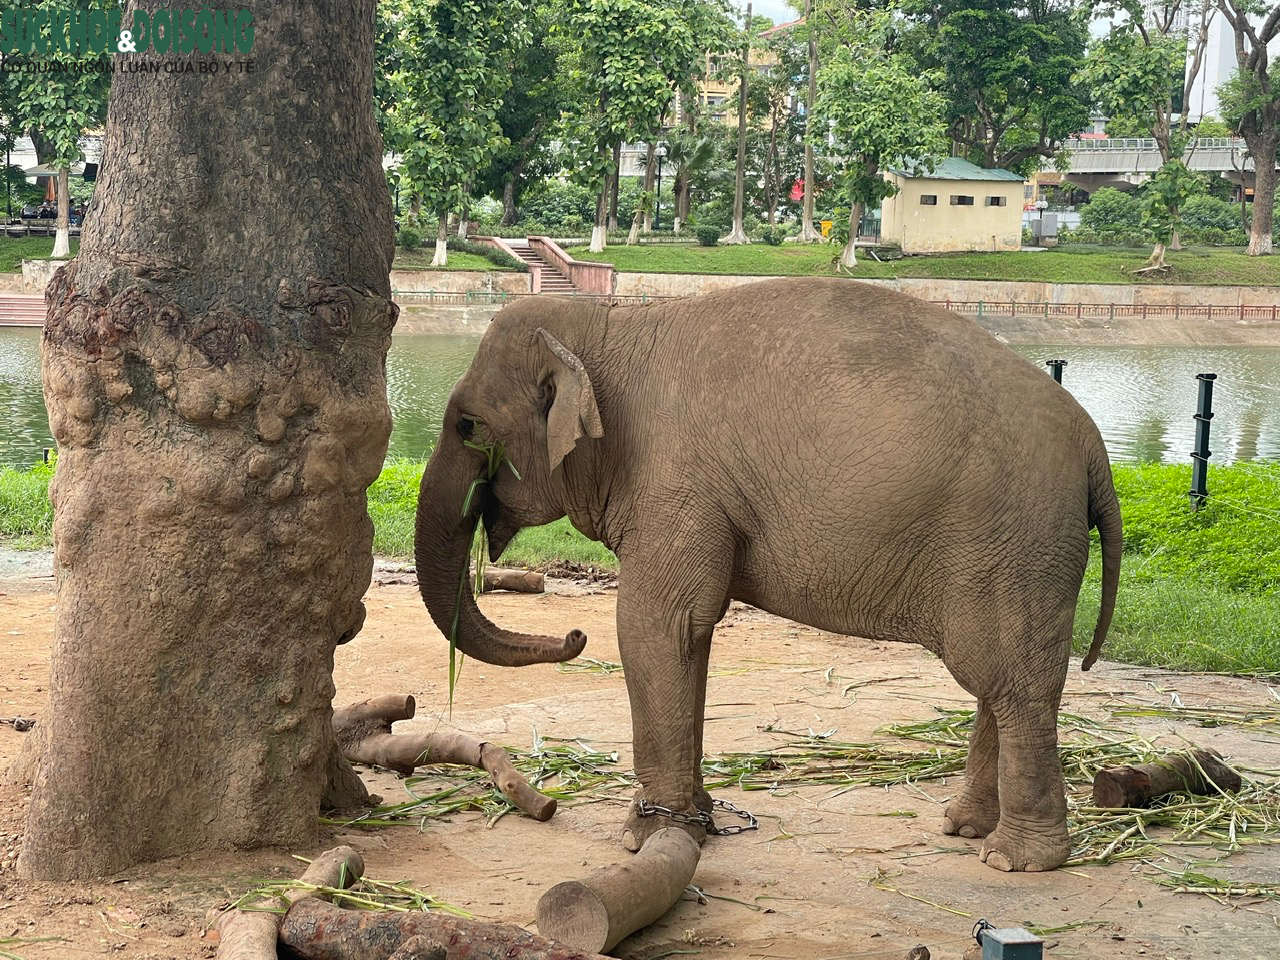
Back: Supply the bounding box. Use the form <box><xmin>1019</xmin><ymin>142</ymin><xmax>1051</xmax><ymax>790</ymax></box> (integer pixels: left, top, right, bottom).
<box><xmin>635</xmin><ymin>798</ymin><xmax>759</xmax><ymax>836</ymax></box>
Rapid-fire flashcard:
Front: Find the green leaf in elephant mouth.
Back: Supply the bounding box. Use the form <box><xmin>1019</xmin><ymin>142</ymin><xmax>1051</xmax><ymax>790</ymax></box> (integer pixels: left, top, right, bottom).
<box><xmin>447</xmin><ymin>439</ymin><xmax>521</xmax><ymax>710</ymax></box>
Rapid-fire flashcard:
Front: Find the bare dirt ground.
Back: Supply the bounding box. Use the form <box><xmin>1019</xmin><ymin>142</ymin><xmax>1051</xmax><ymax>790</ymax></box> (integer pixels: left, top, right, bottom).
<box><xmin>1</xmin><ymin>557</ymin><xmax>1278</xmax><ymax>960</ymax></box>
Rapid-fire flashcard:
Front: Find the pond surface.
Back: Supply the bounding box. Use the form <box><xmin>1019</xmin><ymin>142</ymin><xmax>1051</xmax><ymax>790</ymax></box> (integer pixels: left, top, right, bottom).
<box><xmin>2</xmin><ymin>328</ymin><xmax>1278</xmax><ymax>467</ymax></box>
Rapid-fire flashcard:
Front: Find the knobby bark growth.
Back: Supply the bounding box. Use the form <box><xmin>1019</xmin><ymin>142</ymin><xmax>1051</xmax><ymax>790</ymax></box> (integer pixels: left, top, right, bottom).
<box><xmin>13</xmin><ymin>0</ymin><xmax>396</xmax><ymax>879</ymax></box>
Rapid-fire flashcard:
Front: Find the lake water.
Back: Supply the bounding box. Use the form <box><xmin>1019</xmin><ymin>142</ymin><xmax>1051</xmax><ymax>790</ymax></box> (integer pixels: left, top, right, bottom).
<box><xmin>2</xmin><ymin>327</ymin><xmax>1278</xmax><ymax>467</ymax></box>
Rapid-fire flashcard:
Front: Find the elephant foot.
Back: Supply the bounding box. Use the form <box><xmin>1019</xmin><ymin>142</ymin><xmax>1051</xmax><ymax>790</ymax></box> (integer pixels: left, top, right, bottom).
<box><xmin>940</xmin><ymin>792</ymin><xmax>999</xmax><ymax>840</ymax></box>
<box><xmin>621</xmin><ymin>789</ymin><xmax>712</xmax><ymax>852</ymax></box>
<box><xmin>979</xmin><ymin>821</ymin><xmax>1070</xmax><ymax>873</ymax></box>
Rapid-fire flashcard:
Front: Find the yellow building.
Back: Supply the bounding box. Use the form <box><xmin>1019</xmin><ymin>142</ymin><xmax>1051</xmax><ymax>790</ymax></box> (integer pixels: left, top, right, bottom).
<box><xmin>879</xmin><ymin>158</ymin><xmax>1025</xmax><ymax>253</ymax></box>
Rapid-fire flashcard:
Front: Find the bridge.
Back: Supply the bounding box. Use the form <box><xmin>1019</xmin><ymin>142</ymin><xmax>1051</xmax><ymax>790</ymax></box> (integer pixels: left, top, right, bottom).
<box><xmin>1060</xmin><ymin>137</ymin><xmax>1274</xmax><ymax>192</ymax></box>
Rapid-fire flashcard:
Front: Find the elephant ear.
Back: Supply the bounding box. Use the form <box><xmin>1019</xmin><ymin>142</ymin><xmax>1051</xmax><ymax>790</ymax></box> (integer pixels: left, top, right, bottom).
<box><xmin>538</xmin><ymin>328</ymin><xmax>604</xmax><ymax>473</ymax></box>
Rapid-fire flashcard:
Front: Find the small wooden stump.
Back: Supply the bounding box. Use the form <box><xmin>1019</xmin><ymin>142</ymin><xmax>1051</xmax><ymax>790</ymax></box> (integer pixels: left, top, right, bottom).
<box><xmin>214</xmin><ymin>845</ymin><xmax>364</xmax><ymax>960</ymax></box>
<box><xmin>332</xmin><ymin>694</ymin><xmax>556</xmax><ymax>821</ymax></box>
<box><xmin>535</xmin><ymin>827</ymin><xmax>701</xmax><ymax>953</ymax></box>
<box><xmin>1092</xmin><ymin>749</ymin><xmax>1242</xmax><ymax>809</ymax></box>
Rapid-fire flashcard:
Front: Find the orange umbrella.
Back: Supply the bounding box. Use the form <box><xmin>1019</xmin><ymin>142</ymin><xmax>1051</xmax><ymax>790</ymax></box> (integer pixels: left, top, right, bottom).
<box><xmin>44</xmin><ymin>176</ymin><xmax>56</xmax><ymax>202</ymax></box>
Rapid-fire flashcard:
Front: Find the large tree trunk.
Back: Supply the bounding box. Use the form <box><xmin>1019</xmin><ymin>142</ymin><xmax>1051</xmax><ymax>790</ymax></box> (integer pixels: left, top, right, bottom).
<box><xmin>1246</xmin><ymin>136</ymin><xmax>1276</xmax><ymax>255</ymax></box>
<box><xmin>590</xmin><ymin>165</ymin><xmax>610</xmax><ymax>253</ymax></box>
<box><xmin>51</xmin><ymin>166</ymin><xmax>70</xmax><ymax>258</ymax></box>
<box><xmin>607</xmin><ymin>143</ymin><xmax>621</xmax><ymax>231</ymax></box>
<box><xmin>15</xmin><ymin>0</ymin><xmax>395</xmax><ymax>880</ymax></box>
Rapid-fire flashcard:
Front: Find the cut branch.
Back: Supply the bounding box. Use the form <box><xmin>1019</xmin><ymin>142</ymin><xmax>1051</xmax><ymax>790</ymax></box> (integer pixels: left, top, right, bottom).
<box><xmin>215</xmin><ymin>845</ymin><xmax>364</xmax><ymax>960</ymax></box>
<box><xmin>1092</xmin><ymin>750</ymin><xmax>1242</xmax><ymax>808</ymax></box>
<box><xmin>332</xmin><ymin>696</ymin><xmax>556</xmax><ymax>821</ymax></box>
<box><xmin>536</xmin><ymin>827</ymin><xmax>700</xmax><ymax>954</ymax></box>
<box><xmin>280</xmin><ymin>897</ymin><xmax>610</xmax><ymax>960</ymax></box>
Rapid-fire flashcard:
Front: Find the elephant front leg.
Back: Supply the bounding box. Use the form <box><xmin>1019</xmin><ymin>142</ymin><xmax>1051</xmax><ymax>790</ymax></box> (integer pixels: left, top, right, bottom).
<box><xmin>616</xmin><ymin>569</ymin><xmax>724</xmax><ymax>853</ymax></box>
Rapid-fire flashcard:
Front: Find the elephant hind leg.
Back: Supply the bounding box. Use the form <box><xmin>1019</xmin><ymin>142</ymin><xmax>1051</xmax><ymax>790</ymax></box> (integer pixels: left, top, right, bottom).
<box><xmin>942</xmin><ymin>699</ymin><xmax>999</xmax><ymax>839</ymax></box>
<box><xmin>945</xmin><ymin>603</ymin><xmax>1073</xmax><ymax>872</ymax></box>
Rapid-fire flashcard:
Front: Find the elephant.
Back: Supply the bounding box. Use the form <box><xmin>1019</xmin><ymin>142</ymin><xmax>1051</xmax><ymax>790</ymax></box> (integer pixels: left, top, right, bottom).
<box><xmin>414</xmin><ymin>277</ymin><xmax>1122</xmax><ymax>873</ymax></box>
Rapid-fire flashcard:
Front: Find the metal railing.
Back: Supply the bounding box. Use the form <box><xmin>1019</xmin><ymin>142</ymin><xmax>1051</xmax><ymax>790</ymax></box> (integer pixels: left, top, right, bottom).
<box><xmin>1064</xmin><ymin>137</ymin><xmax>1243</xmax><ymax>152</ymax></box>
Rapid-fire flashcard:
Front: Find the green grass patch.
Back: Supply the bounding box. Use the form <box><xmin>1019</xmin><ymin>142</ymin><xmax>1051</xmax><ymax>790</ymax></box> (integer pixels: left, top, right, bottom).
<box><xmin>5</xmin><ymin>458</ymin><xmax>1277</xmax><ymax>674</ymax></box>
<box><xmin>567</xmin><ymin>242</ymin><xmax>1280</xmax><ymax>286</ymax></box>
<box><xmin>0</xmin><ymin>460</ymin><xmax>53</xmax><ymax>549</ymax></box>
<box><xmin>0</xmin><ymin>235</ymin><xmax>80</xmax><ymax>272</ymax></box>
<box><xmin>392</xmin><ymin>248</ymin><xmax>509</xmax><ymax>271</ymax></box>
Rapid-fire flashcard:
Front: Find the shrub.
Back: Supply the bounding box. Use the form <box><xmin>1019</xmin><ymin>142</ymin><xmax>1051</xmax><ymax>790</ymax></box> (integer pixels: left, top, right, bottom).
<box><xmin>1182</xmin><ymin>194</ymin><xmax>1242</xmax><ymax>232</ymax></box>
<box><xmin>760</xmin><ymin>226</ymin><xmax>785</xmax><ymax>246</ymax></box>
<box><xmin>1080</xmin><ymin>187</ymin><xmax>1143</xmax><ymax>243</ymax></box>
<box><xmin>519</xmin><ymin>180</ymin><xmax>596</xmax><ymax>229</ymax></box>
<box><xmin>398</xmin><ymin>224</ymin><xmax>422</xmax><ymax>252</ymax></box>
<box><xmin>694</xmin><ymin>225</ymin><xmax>720</xmax><ymax>246</ymax></box>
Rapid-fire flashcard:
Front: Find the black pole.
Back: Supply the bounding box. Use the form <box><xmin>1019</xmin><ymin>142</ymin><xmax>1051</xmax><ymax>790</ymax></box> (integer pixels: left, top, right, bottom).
<box><xmin>5</xmin><ymin>140</ymin><xmax>9</xmax><ymax>219</ymax></box>
<box><xmin>1189</xmin><ymin>373</ymin><xmax>1216</xmax><ymax>510</ymax></box>
<box><xmin>1045</xmin><ymin>358</ymin><xmax>1067</xmax><ymax>383</ymax></box>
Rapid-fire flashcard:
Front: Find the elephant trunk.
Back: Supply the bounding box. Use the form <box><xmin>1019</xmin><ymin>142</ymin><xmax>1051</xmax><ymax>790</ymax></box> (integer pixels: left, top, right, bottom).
<box><xmin>414</xmin><ymin>445</ymin><xmax>587</xmax><ymax>667</ymax></box>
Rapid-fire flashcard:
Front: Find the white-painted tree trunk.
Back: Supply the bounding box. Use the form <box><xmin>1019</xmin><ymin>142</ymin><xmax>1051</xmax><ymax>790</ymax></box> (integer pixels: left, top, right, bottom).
<box><xmin>431</xmin><ymin>239</ymin><xmax>448</xmax><ymax>266</ymax></box>
<box><xmin>589</xmin><ymin>224</ymin><xmax>606</xmax><ymax>253</ymax></box>
<box><xmin>52</xmin><ymin>167</ymin><xmax>71</xmax><ymax>258</ymax></box>
<box><xmin>672</xmin><ymin>216</ymin><xmax>683</xmax><ymax>235</ymax></box>
<box><xmin>720</xmin><ymin>223</ymin><xmax>750</xmax><ymax>244</ymax></box>
<box><xmin>838</xmin><ymin>201</ymin><xmax>863</xmax><ymax>268</ymax></box>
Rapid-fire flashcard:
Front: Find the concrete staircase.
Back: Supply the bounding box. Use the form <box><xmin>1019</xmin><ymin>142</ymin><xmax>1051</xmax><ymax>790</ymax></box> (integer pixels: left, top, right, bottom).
<box><xmin>0</xmin><ymin>295</ymin><xmax>45</xmax><ymax>326</ymax></box>
<box><xmin>504</xmin><ymin>239</ymin><xmax>576</xmax><ymax>294</ymax></box>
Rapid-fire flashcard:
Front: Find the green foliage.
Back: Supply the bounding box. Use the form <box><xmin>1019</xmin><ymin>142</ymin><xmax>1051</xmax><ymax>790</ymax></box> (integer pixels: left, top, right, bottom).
<box><xmin>379</xmin><ymin>0</ymin><xmax>527</xmax><ymax>227</ymax></box>
<box><xmin>1078</xmin><ymin>27</ymin><xmax>1184</xmax><ymax>142</ymax></box>
<box><xmin>759</xmin><ymin>225</ymin><xmax>785</xmax><ymax>246</ymax></box>
<box><xmin>0</xmin><ymin>0</ymin><xmax>111</xmax><ymax>170</ymax></box>
<box><xmin>1140</xmin><ymin>160</ymin><xmax>1199</xmax><ymax>246</ymax></box>
<box><xmin>694</xmin><ymin>224</ymin><xmax>720</xmax><ymax>245</ymax></box>
<box><xmin>398</xmin><ymin>224</ymin><xmax>423</xmax><ymax>252</ymax></box>
<box><xmin>812</xmin><ymin>9</ymin><xmax>948</xmax><ymax>248</ymax></box>
<box><xmin>1080</xmin><ymin>187</ymin><xmax>1143</xmax><ymax>242</ymax></box>
<box><xmin>902</xmin><ymin>0</ymin><xmax>1090</xmax><ymax>176</ymax></box>
<box><xmin>447</xmin><ymin>236</ymin><xmax>529</xmax><ymax>271</ymax></box>
<box><xmin>1182</xmin><ymin>194</ymin><xmax>1244</xmax><ymax>232</ymax></box>
<box><xmin>519</xmin><ymin>179</ymin><xmax>596</xmax><ymax>230</ymax></box>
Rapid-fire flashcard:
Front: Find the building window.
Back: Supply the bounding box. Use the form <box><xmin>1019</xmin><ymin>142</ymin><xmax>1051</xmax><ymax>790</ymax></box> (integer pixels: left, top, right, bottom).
<box><xmin>950</xmin><ymin>195</ymin><xmax>974</xmax><ymax>206</ymax></box>
<box><xmin>920</xmin><ymin>194</ymin><xmax>938</xmax><ymax>205</ymax></box>
<box><xmin>986</xmin><ymin>196</ymin><xmax>1007</xmax><ymax>207</ymax></box>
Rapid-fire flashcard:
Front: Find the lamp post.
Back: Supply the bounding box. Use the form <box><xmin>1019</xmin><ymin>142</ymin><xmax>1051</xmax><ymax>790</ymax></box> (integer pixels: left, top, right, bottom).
<box><xmin>654</xmin><ymin>144</ymin><xmax>666</xmax><ymax>231</ymax></box>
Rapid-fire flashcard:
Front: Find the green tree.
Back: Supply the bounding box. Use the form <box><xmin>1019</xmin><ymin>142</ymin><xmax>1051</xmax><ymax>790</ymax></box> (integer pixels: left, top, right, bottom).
<box><xmin>903</xmin><ymin>0</ymin><xmax>1090</xmax><ymax>176</ymax></box>
<box><xmin>380</xmin><ymin>0</ymin><xmax>526</xmax><ymax>265</ymax></box>
<box><xmin>0</xmin><ymin>0</ymin><xmax>111</xmax><ymax>258</ymax></box>
<box><xmin>559</xmin><ymin>0</ymin><xmax>721</xmax><ymax>252</ymax></box>
<box><xmin>813</xmin><ymin>6</ymin><xmax>948</xmax><ymax>267</ymax></box>
<box><xmin>1080</xmin><ymin>185</ymin><xmax>1143</xmax><ymax>240</ymax></box>
<box><xmin>1215</xmin><ymin>1</ymin><xmax>1280</xmax><ymax>256</ymax></box>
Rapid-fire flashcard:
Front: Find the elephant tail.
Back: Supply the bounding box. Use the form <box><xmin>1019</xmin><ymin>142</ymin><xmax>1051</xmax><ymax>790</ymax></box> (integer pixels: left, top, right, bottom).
<box><xmin>1082</xmin><ymin>448</ymin><xmax>1123</xmax><ymax>671</ymax></box>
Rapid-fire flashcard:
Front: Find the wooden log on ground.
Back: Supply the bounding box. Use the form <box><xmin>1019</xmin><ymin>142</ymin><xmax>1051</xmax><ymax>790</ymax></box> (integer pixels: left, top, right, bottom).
<box><xmin>331</xmin><ymin>701</ymin><xmax>556</xmax><ymax>821</ymax></box>
<box><xmin>280</xmin><ymin>897</ymin><xmax>610</xmax><ymax>960</ymax></box>
<box><xmin>215</xmin><ymin>846</ymin><xmax>364</xmax><ymax>960</ymax></box>
<box><xmin>482</xmin><ymin>568</ymin><xmax>545</xmax><ymax>593</ymax></box>
<box><xmin>535</xmin><ymin>827</ymin><xmax>700</xmax><ymax>953</ymax></box>
<box><xmin>388</xmin><ymin>936</ymin><xmax>447</xmax><ymax>960</ymax></box>
<box><xmin>1092</xmin><ymin>749</ymin><xmax>1243</xmax><ymax>809</ymax></box>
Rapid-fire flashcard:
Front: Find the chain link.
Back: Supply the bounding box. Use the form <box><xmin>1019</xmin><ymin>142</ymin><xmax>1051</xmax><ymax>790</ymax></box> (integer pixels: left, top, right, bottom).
<box><xmin>635</xmin><ymin>797</ymin><xmax>759</xmax><ymax>836</ymax></box>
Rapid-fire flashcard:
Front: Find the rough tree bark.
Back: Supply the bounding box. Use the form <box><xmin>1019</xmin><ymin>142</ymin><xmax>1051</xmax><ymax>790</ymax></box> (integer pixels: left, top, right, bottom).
<box><xmin>13</xmin><ymin>0</ymin><xmax>396</xmax><ymax>879</ymax></box>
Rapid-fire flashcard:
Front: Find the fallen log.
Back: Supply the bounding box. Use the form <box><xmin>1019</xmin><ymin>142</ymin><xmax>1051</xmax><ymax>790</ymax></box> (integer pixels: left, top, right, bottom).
<box><xmin>389</xmin><ymin>936</ymin><xmax>447</xmax><ymax>960</ymax></box>
<box><xmin>332</xmin><ymin>696</ymin><xmax>556</xmax><ymax>821</ymax></box>
<box><xmin>535</xmin><ymin>827</ymin><xmax>700</xmax><ymax>953</ymax></box>
<box><xmin>280</xmin><ymin>897</ymin><xmax>610</xmax><ymax>960</ymax></box>
<box><xmin>482</xmin><ymin>568</ymin><xmax>545</xmax><ymax>593</ymax></box>
<box><xmin>215</xmin><ymin>845</ymin><xmax>364</xmax><ymax>960</ymax></box>
<box><xmin>1092</xmin><ymin>749</ymin><xmax>1242</xmax><ymax>809</ymax></box>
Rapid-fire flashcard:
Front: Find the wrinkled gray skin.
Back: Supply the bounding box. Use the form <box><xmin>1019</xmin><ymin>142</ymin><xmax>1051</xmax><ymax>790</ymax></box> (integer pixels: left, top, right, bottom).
<box><xmin>415</xmin><ymin>278</ymin><xmax>1122</xmax><ymax>872</ymax></box>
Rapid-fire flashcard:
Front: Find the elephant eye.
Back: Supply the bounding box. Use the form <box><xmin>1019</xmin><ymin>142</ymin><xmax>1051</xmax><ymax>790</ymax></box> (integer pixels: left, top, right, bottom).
<box><xmin>457</xmin><ymin>417</ymin><xmax>475</xmax><ymax>440</ymax></box>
